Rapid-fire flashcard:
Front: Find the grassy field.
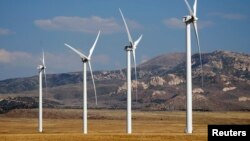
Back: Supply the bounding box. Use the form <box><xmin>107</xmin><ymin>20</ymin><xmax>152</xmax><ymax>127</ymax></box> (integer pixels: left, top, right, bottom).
<box><xmin>0</xmin><ymin>109</ymin><xmax>249</xmax><ymax>141</ymax></box>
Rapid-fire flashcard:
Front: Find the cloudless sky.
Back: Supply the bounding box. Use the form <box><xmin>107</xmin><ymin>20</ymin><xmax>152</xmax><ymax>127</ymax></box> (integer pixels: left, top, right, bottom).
<box><xmin>0</xmin><ymin>0</ymin><xmax>250</xmax><ymax>80</ymax></box>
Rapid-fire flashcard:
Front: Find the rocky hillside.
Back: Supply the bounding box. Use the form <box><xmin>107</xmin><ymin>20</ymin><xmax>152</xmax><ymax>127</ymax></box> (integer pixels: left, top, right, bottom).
<box><xmin>0</xmin><ymin>97</ymin><xmax>62</xmax><ymax>114</ymax></box>
<box><xmin>0</xmin><ymin>51</ymin><xmax>250</xmax><ymax>112</ymax></box>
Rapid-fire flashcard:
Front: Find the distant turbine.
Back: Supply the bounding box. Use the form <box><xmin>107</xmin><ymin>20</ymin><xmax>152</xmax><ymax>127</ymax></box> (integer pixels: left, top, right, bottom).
<box><xmin>119</xmin><ymin>8</ymin><xmax>143</xmax><ymax>134</ymax></box>
<box><xmin>183</xmin><ymin>0</ymin><xmax>203</xmax><ymax>134</ymax></box>
<box><xmin>64</xmin><ymin>30</ymin><xmax>100</xmax><ymax>134</ymax></box>
<box><xmin>37</xmin><ymin>51</ymin><xmax>47</xmax><ymax>133</ymax></box>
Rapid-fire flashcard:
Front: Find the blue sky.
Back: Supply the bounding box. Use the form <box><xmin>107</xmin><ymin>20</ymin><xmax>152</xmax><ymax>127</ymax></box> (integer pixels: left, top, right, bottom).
<box><xmin>0</xmin><ymin>0</ymin><xmax>250</xmax><ymax>80</ymax></box>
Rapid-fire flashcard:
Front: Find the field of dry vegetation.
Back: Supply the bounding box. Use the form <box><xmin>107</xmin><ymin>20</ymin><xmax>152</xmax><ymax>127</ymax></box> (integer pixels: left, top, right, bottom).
<box><xmin>0</xmin><ymin>109</ymin><xmax>249</xmax><ymax>141</ymax></box>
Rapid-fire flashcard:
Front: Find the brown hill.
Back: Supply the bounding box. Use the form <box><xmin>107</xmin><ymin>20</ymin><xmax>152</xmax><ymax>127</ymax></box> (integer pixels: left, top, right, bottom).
<box><xmin>0</xmin><ymin>51</ymin><xmax>250</xmax><ymax>111</ymax></box>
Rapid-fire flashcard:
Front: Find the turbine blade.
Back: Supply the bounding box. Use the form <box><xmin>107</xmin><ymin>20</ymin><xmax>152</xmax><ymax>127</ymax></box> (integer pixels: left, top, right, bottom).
<box><xmin>193</xmin><ymin>0</ymin><xmax>197</xmax><ymax>17</ymax></box>
<box><xmin>193</xmin><ymin>22</ymin><xmax>204</xmax><ymax>88</ymax></box>
<box><xmin>43</xmin><ymin>69</ymin><xmax>47</xmax><ymax>99</ymax></box>
<box><xmin>42</xmin><ymin>51</ymin><xmax>45</xmax><ymax>66</ymax></box>
<box><xmin>64</xmin><ymin>43</ymin><xmax>88</xmax><ymax>59</ymax></box>
<box><xmin>132</xmin><ymin>50</ymin><xmax>138</xmax><ymax>102</ymax></box>
<box><xmin>193</xmin><ymin>22</ymin><xmax>200</xmax><ymax>52</ymax></box>
<box><xmin>119</xmin><ymin>8</ymin><xmax>133</xmax><ymax>45</ymax></box>
<box><xmin>88</xmin><ymin>31</ymin><xmax>101</xmax><ymax>59</ymax></box>
<box><xmin>184</xmin><ymin>0</ymin><xmax>194</xmax><ymax>15</ymax></box>
<box><xmin>42</xmin><ymin>51</ymin><xmax>47</xmax><ymax>95</ymax></box>
<box><xmin>88</xmin><ymin>61</ymin><xmax>97</xmax><ymax>105</ymax></box>
<box><xmin>133</xmin><ymin>34</ymin><xmax>143</xmax><ymax>49</ymax></box>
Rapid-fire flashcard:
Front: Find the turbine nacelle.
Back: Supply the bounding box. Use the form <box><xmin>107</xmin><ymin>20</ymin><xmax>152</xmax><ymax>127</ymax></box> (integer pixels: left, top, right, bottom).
<box><xmin>123</xmin><ymin>35</ymin><xmax>142</xmax><ymax>52</ymax></box>
<box><xmin>37</xmin><ymin>65</ymin><xmax>45</xmax><ymax>70</ymax></box>
<box><xmin>183</xmin><ymin>15</ymin><xmax>198</xmax><ymax>23</ymax></box>
<box><xmin>81</xmin><ymin>58</ymin><xmax>89</xmax><ymax>63</ymax></box>
<box><xmin>124</xmin><ymin>45</ymin><xmax>133</xmax><ymax>51</ymax></box>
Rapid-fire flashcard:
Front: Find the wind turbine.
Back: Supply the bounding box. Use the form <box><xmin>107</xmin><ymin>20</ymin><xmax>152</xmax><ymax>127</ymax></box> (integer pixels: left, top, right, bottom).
<box><xmin>119</xmin><ymin>8</ymin><xmax>143</xmax><ymax>134</ymax></box>
<box><xmin>64</xmin><ymin>30</ymin><xmax>100</xmax><ymax>134</ymax></box>
<box><xmin>183</xmin><ymin>0</ymin><xmax>203</xmax><ymax>134</ymax></box>
<box><xmin>37</xmin><ymin>51</ymin><xmax>47</xmax><ymax>133</ymax></box>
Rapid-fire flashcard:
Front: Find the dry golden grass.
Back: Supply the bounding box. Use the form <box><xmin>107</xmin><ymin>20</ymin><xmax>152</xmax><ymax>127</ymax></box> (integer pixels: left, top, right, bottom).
<box><xmin>0</xmin><ymin>109</ymin><xmax>249</xmax><ymax>141</ymax></box>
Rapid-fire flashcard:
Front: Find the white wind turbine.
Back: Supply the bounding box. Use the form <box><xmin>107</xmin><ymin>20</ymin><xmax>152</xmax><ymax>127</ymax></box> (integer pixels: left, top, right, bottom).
<box><xmin>183</xmin><ymin>0</ymin><xmax>203</xmax><ymax>134</ymax></box>
<box><xmin>119</xmin><ymin>8</ymin><xmax>143</xmax><ymax>134</ymax></box>
<box><xmin>37</xmin><ymin>51</ymin><xmax>47</xmax><ymax>133</ymax></box>
<box><xmin>64</xmin><ymin>30</ymin><xmax>100</xmax><ymax>134</ymax></box>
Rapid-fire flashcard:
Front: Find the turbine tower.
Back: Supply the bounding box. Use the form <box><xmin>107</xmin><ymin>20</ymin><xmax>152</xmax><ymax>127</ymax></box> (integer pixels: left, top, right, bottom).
<box><xmin>37</xmin><ymin>51</ymin><xmax>47</xmax><ymax>133</ymax></box>
<box><xmin>183</xmin><ymin>0</ymin><xmax>203</xmax><ymax>134</ymax></box>
<box><xmin>64</xmin><ymin>30</ymin><xmax>100</xmax><ymax>134</ymax></box>
<box><xmin>119</xmin><ymin>8</ymin><xmax>143</xmax><ymax>134</ymax></box>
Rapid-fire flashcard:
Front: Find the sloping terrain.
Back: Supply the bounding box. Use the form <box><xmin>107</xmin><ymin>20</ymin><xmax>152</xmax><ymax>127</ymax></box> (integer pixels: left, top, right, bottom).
<box><xmin>0</xmin><ymin>51</ymin><xmax>250</xmax><ymax>111</ymax></box>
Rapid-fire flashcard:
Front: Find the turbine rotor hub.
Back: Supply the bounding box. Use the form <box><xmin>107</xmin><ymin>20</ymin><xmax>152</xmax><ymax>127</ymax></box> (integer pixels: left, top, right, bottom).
<box><xmin>81</xmin><ymin>58</ymin><xmax>88</xmax><ymax>63</ymax></box>
<box><xmin>37</xmin><ymin>65</ymin><xmax>44</xmax><ymax>70</ymax></box>
<box><xmin>124</xmin><ymin>45</ymin><xmax>133</xmax><ymax>51</ymax></box>
<box><xmin>193</xmin><ymin>16</ymin><xmax>198</xmax><ymax>21</ymax></box>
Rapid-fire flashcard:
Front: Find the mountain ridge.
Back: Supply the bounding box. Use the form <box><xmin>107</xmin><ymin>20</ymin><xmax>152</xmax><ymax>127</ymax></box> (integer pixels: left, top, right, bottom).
<box><xmin>0</xmin><ymin>50</ymin><xmax>250</xmax><ymax>112</ymax></box>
